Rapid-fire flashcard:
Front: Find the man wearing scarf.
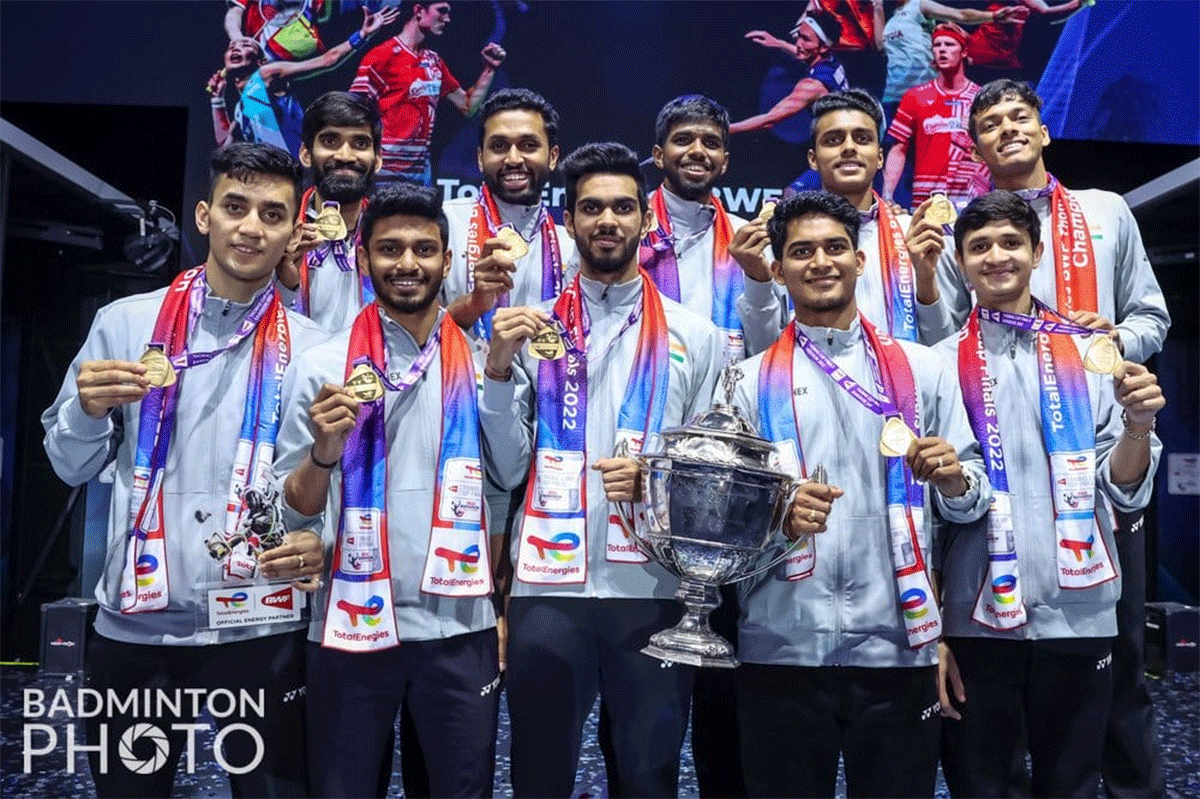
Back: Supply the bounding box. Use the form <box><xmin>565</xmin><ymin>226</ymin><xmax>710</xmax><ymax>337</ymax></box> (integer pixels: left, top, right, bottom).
<box><xmin>275</xmin><ymin>91</ymin><xmax>384</xmax><ymax>332</ymax></box>
<box><xmin>807</xmin><ymin>88</ymin><xmax>957</xmax><ymax>345</ymax></box>
<box><xmin>640</xmin><ymin>92</ymin><xmax>784</xmax><ymax>799</ymax></box>
<box><xmin>277</xmin><ymin>183</ymin><xmax>504</xmax><ymax>798</ymax></box>
<box><xmin>480</xmin><ymin>142</ymin><xmax>722</xmax><ymax>798</ymax></box>
<box><xmin>936</xmin><ymin>192</ymin><xmax>1163</xmax><ymax>798</ymax></box>
<box><xmin>42</xmin><ymin>143</ymin><xmax>326</xmax><ymax>798</ymax></box>
<box><xmin>924</xmin><ymin>79</ymin><xmax>1172</xmax><ymax>796</ymax></box>
<box><xmin>727</xmin><ymin>191</ymin><xmax>989</xmax><ymax>798</ymax></box>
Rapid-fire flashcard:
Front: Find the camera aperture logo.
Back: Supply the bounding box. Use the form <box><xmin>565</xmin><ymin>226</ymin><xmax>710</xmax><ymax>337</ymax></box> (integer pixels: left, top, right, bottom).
<box><xmin>23</xmin><ymin>687</ymin><xmax>269</xmax><ymax>776</ymax></box>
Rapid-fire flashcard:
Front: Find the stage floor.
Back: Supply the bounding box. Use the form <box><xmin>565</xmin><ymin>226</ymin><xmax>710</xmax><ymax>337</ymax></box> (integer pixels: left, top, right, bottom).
<box><xmin>2</xmin><ymin>664</ymin><xmax>1195</xmax><ymax>798</ymax></box>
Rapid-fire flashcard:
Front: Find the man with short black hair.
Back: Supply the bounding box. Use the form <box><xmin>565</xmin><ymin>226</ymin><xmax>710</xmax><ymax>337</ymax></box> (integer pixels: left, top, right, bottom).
<box><xmin>938</xmin><ymin>190</ymin><xmax>1164</xmax><ymax>798</ymax></box>
<box><xmin>278</xmin><ymin>182</ymin><xmax>503</xmax><ymax>798</ymax></box>
<box><xmin>807</xmin><ymin>88</ymin><xmax>956</xmax><ymax>343</ymax></box>
<box><xmin>481</xmin><ymin>142</ymin><xmax>722</xmax><ymax>798</ymax></box>
<box><xmin>643</xmin><ymin>94</ymin><xmax>786</xmax><ymax>365</ymax></box>
<box><xmin>42</xmin><ymin>142</ymin><xmax>327</xmax><ymax>798</ymax></box>
<box><xmin>728</xmin><ymin>191</ymin><xmax>989</xmax><ymax>799</ymax></box>
<box><xmin>276</xmin><ymin>90</ymin><xmax>384</xmax><ymax>331</ymax></box>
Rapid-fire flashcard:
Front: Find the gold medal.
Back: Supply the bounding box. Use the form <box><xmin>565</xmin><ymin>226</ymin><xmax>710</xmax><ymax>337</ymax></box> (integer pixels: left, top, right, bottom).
<box><xmin>879</xmin><ymin>416</ymin><xmax>918</xmax><ymax>457</ymax></box>
<box><xmin>757</xmin><ymin>200</ymin><xmax>778</xmax><ymax>224</ymax></box>
<box><xmin>139</xmin><ymin>347</ymin><xmax>177</xmax><ymax>388</ymax></box>
<box><xmin>527</xmin><ymin>326</ymin><xmax>567</xmax><ymax>361</ymax></box>
<box><xmin>927</xmin><ymin>194</ymin><xmax>957</xmax><ymax>227</ymax></box>
<box><xmin>314</xmin><ymin>203</ymin><xmax>347</xmax><ymax>241</ymax></box>
<box><xmin>345</xmin><ymin>363</ymin><xmax>384</xmax><ymax>402</ymax></box>
<box><xmin>496</xmin><ymin>226</ymin><xmax>529</xmax><ymax>259</ymax></box>
<box><xmin>1083</xmin><ymin>335</ymin><xmax>1120</xmax><ymax>374</ymax></box>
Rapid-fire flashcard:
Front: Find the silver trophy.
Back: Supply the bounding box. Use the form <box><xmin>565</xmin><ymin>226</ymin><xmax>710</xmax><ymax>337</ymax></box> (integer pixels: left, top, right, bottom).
<box><xmin>615</xmin><ymin>366</ymin><xmax>808</xmax><ymax>668</ymax></box>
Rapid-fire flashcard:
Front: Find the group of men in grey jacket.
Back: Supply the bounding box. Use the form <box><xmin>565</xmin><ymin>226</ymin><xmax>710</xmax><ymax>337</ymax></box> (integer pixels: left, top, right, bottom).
<box><xmin>43</xmin><ymin>76</ymin><xmax>1169</xmax><ymax>799</ymax></box>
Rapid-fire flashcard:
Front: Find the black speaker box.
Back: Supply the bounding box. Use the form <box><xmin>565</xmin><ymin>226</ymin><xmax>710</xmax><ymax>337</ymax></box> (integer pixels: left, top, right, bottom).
<box><xmin>39</xmin><ymin>598</ymin><xmax>97</xmax><ymax>675</ymax></box>
<box><xmin>1145</xmin><ymin>602</ymin><xmax>1199</xmax><ymax>676</ymax></box>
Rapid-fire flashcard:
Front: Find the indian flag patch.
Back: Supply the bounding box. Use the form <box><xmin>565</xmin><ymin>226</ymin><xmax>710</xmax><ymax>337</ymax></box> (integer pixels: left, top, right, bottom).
<box><xmin>669</xmin><ymin>341</ymin><xmax>687</xmax><ymax>365</ymax></box>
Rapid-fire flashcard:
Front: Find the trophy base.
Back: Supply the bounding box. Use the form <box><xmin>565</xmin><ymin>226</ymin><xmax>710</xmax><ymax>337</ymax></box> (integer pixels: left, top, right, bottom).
<box><xmin>641</xmin><ymin>628</ymin><xmax>740</xmax><ymax>669</ymax></box>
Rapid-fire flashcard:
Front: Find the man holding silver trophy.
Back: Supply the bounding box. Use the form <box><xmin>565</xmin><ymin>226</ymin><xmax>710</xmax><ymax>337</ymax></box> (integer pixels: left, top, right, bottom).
<box><xmin>722</xmin><ymin>191</ymin><xmax>992</xmax><ymax>798</ymax></box>
<box><xmin>480</xmin><ymin>142</ymin><xmax>722</xmax><ymax>799</ymax></box>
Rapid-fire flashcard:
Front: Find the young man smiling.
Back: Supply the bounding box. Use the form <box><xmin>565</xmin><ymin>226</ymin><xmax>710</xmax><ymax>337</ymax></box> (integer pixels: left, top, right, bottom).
<box><xmin>807</xmin><ymin>88</ymin><xmax>956</xmax><ymax>344</ymax></box>
<box><xmin>936</xmin><ymin>191</ymin><xmax>1164</xmax><ymax>798</ymax></box>
<box><xmin>641</xmin><ymin>94</ymin><xmax>785</xmax><ymax>364</ymax></box>
<box><xmin>276</xmin><ymin>91</ymin><xmax>384</xmax><ymax>331</ymax></box>
<box><xmin>42</xmin><ymin>142</ymin><xmax>326</xmax><ymax>798</ymax></box>
<box><xmin>725</xmin><ymin>191</ymin><xmax>989</xmax><ymax>799</ymax></box>
<box><xmin>480</xmin><ymin>142</ymin><xmax>722</xmax><ymax>798</ymax></box>
<box><xmin>278</xmin><ymin>183</ymin><xmax>502</xmax><ymax>798</ymax></box>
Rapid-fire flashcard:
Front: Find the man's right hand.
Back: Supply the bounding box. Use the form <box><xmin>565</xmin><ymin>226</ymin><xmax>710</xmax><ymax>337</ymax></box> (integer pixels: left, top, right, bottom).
<box><xmin>729</xmin><ymin>219</ymin><xmax>773</xmax><ymax>283</ymax></box>
<box><xmin>784</xmin><ymin>480</ymin><xmax>844</xmax><ymax>540</ymax></box>
<box><xmin>470</xmin><ymin>236</ymin><xmax>519</xmax><ymax>314</ymax></box>
<box><xmin>309</xmin><ymin>384</ymin><xmax>360</xmax><ymax>466</ymax></box>
<box><xmin>77</xmin><ymin>360</ymin><xmax>151</xmax><ymax>418</ymax></box>
<box><xmin>487</xmin><ymin>307</ymin><xmax>549</xmax><ymax>376</ymax></box>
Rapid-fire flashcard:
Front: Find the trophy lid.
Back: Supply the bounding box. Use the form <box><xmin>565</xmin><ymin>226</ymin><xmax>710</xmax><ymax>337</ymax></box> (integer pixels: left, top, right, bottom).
<box><xmin>652</xmin><ymin>365</ymin><xmax>780</xmax><ymax>470</ymax></box>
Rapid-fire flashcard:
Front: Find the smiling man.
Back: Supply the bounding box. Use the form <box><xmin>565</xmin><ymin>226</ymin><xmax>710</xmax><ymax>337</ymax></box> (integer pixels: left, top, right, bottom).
<box><xmin>724</xmin><ymin>191</ymin><xmax>989</xmax><ymax>799</ymax></box>
<box><xmin>642</xmin><ymin>94</ymin><xmax>786</xmax><ymax>366</ymax></box>
<box><xmin>277</xmin><ymin>182</ymin><xmax>503</xmax><ymax>798</ymax></box>
<box><xmin>442</xmin><ymin>88</ymin><xmax>574</xmax><ymax>340</ymax></box>
<box><xmin>42</xmin><ymin>143</ymin><xmax>326</xmax><ymax>798</ymax></box>
<box><xmin>936</xmin><ymin>191</ymin><xmax>1164</xmax><ymax>798</ymax></box>
<box><xmin>275</xmin><ymin>91</ymin><xmax>383</xmax><ymax>331</ymax></box>
<box><xmin>808</xmin><ymin>88</ymin><xmax>956</xmax><ymax>344</ymax></box>
<box><xmin>479</xmin><ymin>142</ymin><xmax>722</xmax><ymax>798</ymax></box>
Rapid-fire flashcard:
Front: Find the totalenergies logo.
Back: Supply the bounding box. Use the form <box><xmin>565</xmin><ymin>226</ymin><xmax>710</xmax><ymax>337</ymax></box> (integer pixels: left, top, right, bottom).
<box><xmin>526</xmin><ymin>532</ymin><xmax>580</xmax><ymax>561</ymax></box>
<box><xmin>135</xmin><ymin>555</ymin><xmax>159</xmax><ymax>587</ymax></box>
<box><xmin>900</xmin><ymin>588</ymin><xmax>928</xmax><ymax>620</ymax></box>
<box><xmin>434</xmin><ymin>544</ymin><xmax>481</xmax><ymax>573</ymax></box>
<box><xmin>991</xmin><ymin>575</ymin><xmax>1018</xmax><ymax>604</ymax></box>
<box><xmin>1060</xmin><ymin>534</ymin><xmax>1095</xmax><ymax>562</ymax></box>
<box><xmin>215</xmin><ymin>591</ymin><xmax>249</xmax><ymax>608</ymax></box>
<box><xmin>337</xmin><ymin>595</ymin><xmax>385</xmax><ymax>627</ymax></box>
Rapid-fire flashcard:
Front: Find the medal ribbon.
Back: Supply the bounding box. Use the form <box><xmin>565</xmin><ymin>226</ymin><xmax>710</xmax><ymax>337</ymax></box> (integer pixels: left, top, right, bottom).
<box><xmin>121</xmin><ymin>266</ymin><xmax>290</xmax><ymax>613</ymax></box>
<box><xmin>516</xmin><ymin>271</ymin><xmax>670</xmax><ymax>584</ymax></box>
<box><xmin>873</xmin><ymin>192</ymin><xmax>918</xmax><ymax>342</ymax></box>
<box><xmin>785</xmin><ymin>317</ymin><xmax>940</xmax><ymax>647</ymax></box>
<box><xmin>957</xmin><ymin>311</ymin><xmax>1026</xmax><ymax>630</ymax></box>
<box><xmin>294</xmin><ymin>187</ymin><xmax>374</xmax><ymax>316</ymax></box>
<box><xmin>465</xmin><ymin>185</ymin><xmax>564</xmax><ymax>339</ymax></box>
<box><xmin>640</xmin><ymin>187</ymin><xmax>745</xmax><ymax>362</ymax></box>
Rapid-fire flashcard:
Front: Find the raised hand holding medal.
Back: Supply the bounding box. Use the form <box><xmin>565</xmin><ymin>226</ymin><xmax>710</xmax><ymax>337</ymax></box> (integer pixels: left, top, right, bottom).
<box><xmin>314</xmin><ymin>201</ymin><xmax>348</xmax><ymax>241</ymax></box>
<box><xmin>139</xmin><ymin>346</ymin><xmax>177</xmax><ymax>388</ymax></box>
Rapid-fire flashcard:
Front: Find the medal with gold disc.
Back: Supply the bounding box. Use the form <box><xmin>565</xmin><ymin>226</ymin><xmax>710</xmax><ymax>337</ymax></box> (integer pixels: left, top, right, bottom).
<box><xmin>926</xmin><ymin>193</ymin><xmax>957</xmax><ymax>227</ymax></box>
<box><xmin>496</xmin><ymin>226</ymin><xmax>529</xmax><ymax>259</ymax></box>
<box><xmin>527</xmin><ymin>326</ymin><xmax>566</xmax><ymax>361</ymax></box>
<box><xmin>1083</xmin><ymin>335</ymin><xmax>1120</xmax><ymax>374</ymax></box>
<box><xmin>314</xmin><ymin>202</ymin><xmax>347</xmax><ymax>241</ymax></box>
<box><xmin>139</xmin><ymin>346</ymin><xmax>177</xmax><ymax>388</ymax></box>
<box><xmin>879</xmin><ymin>415</ymin><xmax>918</xmax><ymax>457</ymax></box>
<box><xmin>345</xmin><ymin>363</ymin><xmax>385</xmax><ymax>402</ymax></box>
